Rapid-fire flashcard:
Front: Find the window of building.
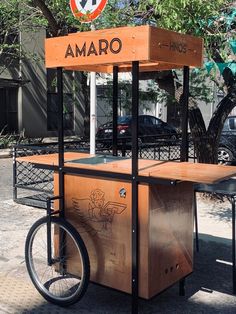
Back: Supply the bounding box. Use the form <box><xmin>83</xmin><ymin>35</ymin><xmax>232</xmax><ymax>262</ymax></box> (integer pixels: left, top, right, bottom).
<box><xmin>0</xmin><ymin>87</ymin><xmax>18</xmax><ymax>133</ymax></box>
<box><xmin>47</xmin><ymin>92</ymin><xmax>74</xmax><ymax>131</ymax></box>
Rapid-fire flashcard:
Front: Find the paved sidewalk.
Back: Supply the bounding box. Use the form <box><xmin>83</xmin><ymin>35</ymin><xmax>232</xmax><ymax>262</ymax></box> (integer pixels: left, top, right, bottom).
<box><xmin>1</xmin><ymin>158</ymin><xmax>236</xmax><ymax>313</ymax></box>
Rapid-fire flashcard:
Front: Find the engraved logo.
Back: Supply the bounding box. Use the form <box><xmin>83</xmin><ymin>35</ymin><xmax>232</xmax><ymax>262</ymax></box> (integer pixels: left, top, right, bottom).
<box><xmin>72</xmin><ymin>189</ymin><xmax>127</xmax><ymax>236</ymax></box>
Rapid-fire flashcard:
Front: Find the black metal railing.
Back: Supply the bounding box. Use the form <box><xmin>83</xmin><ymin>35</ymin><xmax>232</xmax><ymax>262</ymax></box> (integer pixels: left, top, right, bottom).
<box><xmin>13</xmin><ymin>140</ymin><xmax>89</xmax><ymax>208</ymax></box>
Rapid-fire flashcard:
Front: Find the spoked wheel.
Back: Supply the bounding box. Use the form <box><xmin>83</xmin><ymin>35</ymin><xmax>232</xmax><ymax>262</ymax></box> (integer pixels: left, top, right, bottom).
<box><xmin>25</xmin><ymin>216</ymin><xmax>90</xmax><ymax>307</ymax></box>
<box><xmin>218</xmin><ymin>147</ymin><xmax>233</xmax><ymax>165</ymax></box>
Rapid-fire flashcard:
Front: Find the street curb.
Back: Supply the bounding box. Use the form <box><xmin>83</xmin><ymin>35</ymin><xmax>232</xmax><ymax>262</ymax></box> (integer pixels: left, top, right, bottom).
<box><xmin>0</xmin><ymin>149</ymin><xmax>12</xmax><ymax>158</ymax></box>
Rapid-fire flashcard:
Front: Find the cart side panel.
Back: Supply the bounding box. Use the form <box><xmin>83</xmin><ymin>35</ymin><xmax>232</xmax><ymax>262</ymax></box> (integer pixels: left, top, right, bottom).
<box><xmin>148</xmin><ymin>181</ymin><xmax>194</xmax><ymax>297</ymax></box>
<box><xmin>54</xmin><ymin>173</ymin><xmax>150</xmax><ymax>297</ymax></box>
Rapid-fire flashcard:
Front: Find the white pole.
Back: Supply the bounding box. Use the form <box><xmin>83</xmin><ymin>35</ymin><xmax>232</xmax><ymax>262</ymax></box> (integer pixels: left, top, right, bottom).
<box><xmin>90</xmin><ymin>24</ymin><xmax>96</xmax><ymax>155</ymax></box>
<box><xmin>90</xmin><ymin>71</ymin><xmax>96</xmax><ymax>155</ymax></box>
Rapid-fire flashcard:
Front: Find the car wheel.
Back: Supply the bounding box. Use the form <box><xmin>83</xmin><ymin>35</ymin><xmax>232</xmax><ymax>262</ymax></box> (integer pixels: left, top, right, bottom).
<box><xmin>170</xmin><ymin>134</ymin><xmax>177</xmax><ymax>140</ymax></box>
<box><xmin>218</xmin><ymin>147</ymin><xmax>234</xmax><ymax>165</ymax></box>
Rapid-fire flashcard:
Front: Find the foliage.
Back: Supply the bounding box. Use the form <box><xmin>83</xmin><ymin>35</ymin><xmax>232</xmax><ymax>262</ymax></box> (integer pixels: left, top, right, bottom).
<box><xmin>0</xmin><ymin>0</ymin><xmax>47</xmax><ymax>73</ymax></box>
<box><xmin>0</xmin><ymin>125</ymin><xmax>18</xmax><ymax>148</ymax></box>
<box><xmin>1</xmin><ymin>0</ymin><xmax>236</xmax><ymax>162</ymax></box>
<box><xmin>99</xmin><ymin>77</ymin><xmax>163</xmax><ymax>114</ymax></box>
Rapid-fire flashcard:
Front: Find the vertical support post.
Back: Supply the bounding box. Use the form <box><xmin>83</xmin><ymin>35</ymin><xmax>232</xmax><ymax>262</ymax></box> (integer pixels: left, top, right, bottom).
<box><xmin>90</xmin><ymin>71</ymin><xmax>96</xmax><ymax>155</ymax></box>
<box><xmin>180</xmin><ymin>66</ymin><xmax>189</xmax><ymax>162</ymax></box>
<box><xmin>232</xmin><ymin>197</ymin><xmax>236</xmax><ymax>294</ymax></box>
<box><xmin>46</xmin><ymin>198</ymin><xmax>52</xmax><ymax>265</ymax></box>
<box><xmin>12</xmin><ymin>146</ymin><xmax>17</xmax><ymax>201</ymax></box>
<box><xmin>113</xmin><ymin>66</ymin><xmax>118</xmax><ymax>156</ymax></box>
<box><xmin>90</xmin><ymin>23</ymin><xmax>96</xmax><ymax>155</ymax></box>
<box><xmin>179</xmin><ymin>278</ymin><xmax>185</xmax><ymax>296</ymax></box>
<box><xmin>57</xmin><ymin>67</ymin><xmax>64</xmax><ymax>217</ymax></box>
<box><xmin>57</xmin><ymin>67</ymin><xmax>66</xmax><ymax>274</ymax></box>
<box><xmin>131</xmin><ymin>61</ymin><xmax>139</xmax><ymax>314</ymax></box>
<box><xmin>193</xmin><ymin>191</ymin><xmax>199</xmax><ymax>252</ymax></box>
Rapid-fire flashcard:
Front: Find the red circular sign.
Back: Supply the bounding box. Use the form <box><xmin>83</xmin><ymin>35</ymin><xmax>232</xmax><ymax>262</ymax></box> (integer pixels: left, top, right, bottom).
<box><xmin>70</xmin><ymin>0</ymin><xmax>108</xmax><ymax>23</ymax></box>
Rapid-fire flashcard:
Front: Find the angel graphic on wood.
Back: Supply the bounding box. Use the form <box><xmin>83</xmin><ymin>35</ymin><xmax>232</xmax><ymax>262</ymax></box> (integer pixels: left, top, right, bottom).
<box><xmin>72</xmin><ymin>188</ymin><xmax>127</xmax><ymax>235</ymax></box>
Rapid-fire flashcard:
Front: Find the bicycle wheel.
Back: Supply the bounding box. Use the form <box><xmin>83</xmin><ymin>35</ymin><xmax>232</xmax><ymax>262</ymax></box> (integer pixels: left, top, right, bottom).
<box><xmin>25</xmin><ymin>216</ymin><xmax>90</xmax><ymax>306</ymax></box>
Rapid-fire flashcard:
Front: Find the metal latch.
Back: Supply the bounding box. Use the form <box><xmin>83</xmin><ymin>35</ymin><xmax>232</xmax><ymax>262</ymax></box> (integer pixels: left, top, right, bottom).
<box><xmin>119</xmin><ymin>188</ymin><xmax>126</xmax><ymax>198</ymax></box>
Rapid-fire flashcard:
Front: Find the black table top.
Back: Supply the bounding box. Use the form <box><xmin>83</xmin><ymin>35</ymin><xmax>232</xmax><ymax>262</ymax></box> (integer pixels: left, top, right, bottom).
<box><xmin>194</xmin><ymin>178</ymin><xmax>236</xmax><ymax>196</ymax></box>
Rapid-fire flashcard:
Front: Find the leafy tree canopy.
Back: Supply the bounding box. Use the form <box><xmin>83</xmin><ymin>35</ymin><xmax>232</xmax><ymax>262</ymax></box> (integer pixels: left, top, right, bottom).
<box><xmin>1</xmin><ymin>0</ymin><xmax>236</xmax><ymax>162</ymax></box>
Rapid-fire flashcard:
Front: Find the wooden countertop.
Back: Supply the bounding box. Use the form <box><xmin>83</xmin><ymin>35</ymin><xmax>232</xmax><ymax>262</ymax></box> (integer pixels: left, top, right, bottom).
<box><xmin>17</xmin><ymin>152</ymin><xmax>236</xmax><ymax>184</ymax></box>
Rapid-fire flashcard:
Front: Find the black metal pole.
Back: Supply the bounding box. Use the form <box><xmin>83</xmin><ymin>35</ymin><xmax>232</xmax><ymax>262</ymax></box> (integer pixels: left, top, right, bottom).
<box><xmin>12</xmin><ymin>146</ymin><xmax>17</xmax><ymax>201</ymax></box>
<box><xmin>194</xmin><ymin>191</ymin><xmax>199</xmax><ymax>252</ymax></box>
<box><xmin>57</xmin><ymin>67</ymin><xmax>64</xmax><ymax>217</ymax></box>
<box><xmin>46</xmin><ymin>198</ymin><xmax>52</xmax><ymax>265</ymax></box>
<box><xmin>232</xmin><ymin>197</ymin><xmax>236</xmax><ymax>294</ymax></box>
<box><xmin>113</xmin><ymin>66</ymin><xmax>118</xmax><ymax>156</ymax></box>
<box><xmin>180</xmin><ymin>66</ymin><xmax>189</xmax><ymax>162</ymax></box>
<box><xmin>131</xmin><ymin>61</ymin><xmax>139</xmax><ymax>313</ymax></box>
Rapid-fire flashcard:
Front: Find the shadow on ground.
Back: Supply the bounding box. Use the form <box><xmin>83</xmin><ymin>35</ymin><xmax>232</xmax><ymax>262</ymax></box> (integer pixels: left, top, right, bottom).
<box><xmin>13</xmin><ymin>236</ymin><xmax>236</xmax><ymax>314</ymax></box>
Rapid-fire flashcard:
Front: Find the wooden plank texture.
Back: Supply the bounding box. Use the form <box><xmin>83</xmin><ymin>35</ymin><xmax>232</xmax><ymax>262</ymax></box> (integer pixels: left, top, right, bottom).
<box><xmin>144</xmin><ymin>161</ymin><xmax>236</xmax><ymax>184</ymax></box>
<box><xmin>45</xmin><ymin>25</ymin><xmax>203</xmax><ymax>71</ymax></box>
<box><xmin>54</xmin><ymin>173</ymin><xmax>150</xmax><ymax>298</ymax></box>
<box><xmin>54</xmin><ymin>173</ymin><xmax>193</xmax><ymax>298</ymax></box>
<box><xmin>65</xmin><ymin>62</ymin><xmax>184</xmax><ymax>73</ymax></box>
<box><xmin>45</xmin><ymin>26</ymin><xmax>149</xmax><ymax>69</ymax></box>
<box><xmin>149</xmin><ymin>27</ymin><xmax>203</xmax><ymax>67</ymax></box>
<box><xmin>148</xmin><ymin>181</ymin><xmax>193</xmax><ymax>296</ymax></box>
<box><xmin>17</xmin><ymin>153</ymin><xmax>236</xmax><ymax>184</ymax></box>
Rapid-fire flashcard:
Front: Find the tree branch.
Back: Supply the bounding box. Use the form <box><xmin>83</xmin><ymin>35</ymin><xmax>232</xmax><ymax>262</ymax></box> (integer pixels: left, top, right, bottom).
<box><xmin>31</xmin><ymin>0</ymin><xmax>60</xmax><ymax>36</ymax></box>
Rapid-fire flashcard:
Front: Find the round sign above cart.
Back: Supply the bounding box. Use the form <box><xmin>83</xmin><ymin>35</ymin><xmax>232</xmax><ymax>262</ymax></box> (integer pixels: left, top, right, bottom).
<box><xmin>70</xmin><ymin>0</ymin><xmax>108</xmax><ymax>23</ymax></box>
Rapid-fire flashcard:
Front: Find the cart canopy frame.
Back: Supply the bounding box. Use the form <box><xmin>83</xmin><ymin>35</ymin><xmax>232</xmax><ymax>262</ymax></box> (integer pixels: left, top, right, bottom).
<box><xmin>44</xmin><ymin>25</ymin><xmax>203</xmax><ymax>314</ymax></box>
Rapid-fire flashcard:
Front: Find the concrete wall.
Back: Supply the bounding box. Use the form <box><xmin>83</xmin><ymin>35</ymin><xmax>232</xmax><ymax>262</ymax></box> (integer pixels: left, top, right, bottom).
<box><xmin>20</xmin><ymin>28</ymin><xmax>47</xmax><ymax>137</ymax></box>
<box><xmin>20</xmin><ymin>30</ymin><xmax>85</xmax><ymax>138</ymax></box>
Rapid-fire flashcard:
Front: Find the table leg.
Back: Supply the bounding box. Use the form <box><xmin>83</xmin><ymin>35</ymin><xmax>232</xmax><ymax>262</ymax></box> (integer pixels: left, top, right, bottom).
<box><xmin>193</xmin><ymin>191</ymin><xmax>199</xmax><ymax>252</ymax></box>
<box><xmin>232</xmin><ymin>197</ymin><xmax>236</xmax><ymax>294</ymax></box>
<box><xmin>179</xmin><ymin>278</ymin><xmax>185</xmax><ymax>296</ymax></box>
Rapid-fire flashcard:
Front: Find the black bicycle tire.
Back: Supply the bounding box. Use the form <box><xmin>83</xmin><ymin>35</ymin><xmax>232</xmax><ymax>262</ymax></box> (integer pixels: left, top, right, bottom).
<box><xmin>25</xmin><ymin>216</ymin><xmax>90</xmax><ymax>307</ymax></box>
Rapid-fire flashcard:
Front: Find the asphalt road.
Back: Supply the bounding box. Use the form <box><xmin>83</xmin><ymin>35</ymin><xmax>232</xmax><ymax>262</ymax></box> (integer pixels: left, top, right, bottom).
<box><xmin>0</xmin><ymin>157</ymin><xmax>236</xmax><ymax>313</ymax></box>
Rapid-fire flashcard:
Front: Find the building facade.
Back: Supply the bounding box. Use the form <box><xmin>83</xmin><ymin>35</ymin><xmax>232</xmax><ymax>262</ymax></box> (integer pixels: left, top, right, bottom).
<box><xmin>0</xmin><ymin>28</ymin><xmax>86</xmax><ymax>138</ymax></box>
<box><xmin>0</xmin><ymin>28</ymin><xmax>227</xmax><ymax>138</ymax></box>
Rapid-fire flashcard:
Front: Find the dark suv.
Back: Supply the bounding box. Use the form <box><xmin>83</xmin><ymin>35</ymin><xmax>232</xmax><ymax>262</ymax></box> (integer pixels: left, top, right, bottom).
<box><xmin>96</xmin><ymin>115</ymin><xmax>177</xmax><ymax>146</ymax></box>
<box><xmin>218</xmin><ymin>116</ymin><xmax>236</xmax><ymax>164</ymax></box>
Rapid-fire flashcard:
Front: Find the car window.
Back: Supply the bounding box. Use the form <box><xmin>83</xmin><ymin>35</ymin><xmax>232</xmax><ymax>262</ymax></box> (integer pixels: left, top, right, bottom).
<box><xmin>138</xmin><ymin>116</ymin><xmax>144</xmax><ymax>124</ymax></box>
<box><xmin>151</xmin><ymin>117</ymin><xmax>161</xmax><ymax>126</ymax></box>
<box><xmin>223</xmin><ymin>120</ymin><xmax>229</xmax><ymax>131</ymax></box>
<box><xmin>143</xmin><ymin>116</ymin><xmax>153</xmax><ymax>125</ymax></box>
<box><xmin>228</xmin><ymin>117</ymin><xmax>236</xmax><ymax>130</ymax></box>
<box><xmin>118</xmin><ymin>116</ymin><xmax>131</xmax><ymax>124</ymax></box>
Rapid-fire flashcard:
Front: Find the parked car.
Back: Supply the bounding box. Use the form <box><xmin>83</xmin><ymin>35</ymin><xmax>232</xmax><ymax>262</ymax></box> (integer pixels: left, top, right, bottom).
<box><xmin>218</xmin><ymin>116</ymin><xmax>236</xmax><ymax>164</ymax></box>
<box><xmin>96</xmin><ymin>115</ymin><xmax>177</xmax><ymax>147</ymax></box>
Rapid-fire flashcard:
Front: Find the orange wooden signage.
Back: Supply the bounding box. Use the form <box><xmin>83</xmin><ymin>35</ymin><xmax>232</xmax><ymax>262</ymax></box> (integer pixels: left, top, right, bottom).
<box><xmin>45</xmin><ymin>25</ymin><xmax>203</xmax><ymax>72</ymax></box>
<box><xmin>70</xmin><ymin>0</ymin><xmax>108</xmax><ymax>23</ymax></box>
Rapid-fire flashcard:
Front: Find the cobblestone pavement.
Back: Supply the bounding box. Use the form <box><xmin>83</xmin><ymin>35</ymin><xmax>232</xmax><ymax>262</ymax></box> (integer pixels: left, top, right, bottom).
<box><xmin>1</xmin><ymin>158</ymin><xmax>236</xmax><ymax>313</ymax></box>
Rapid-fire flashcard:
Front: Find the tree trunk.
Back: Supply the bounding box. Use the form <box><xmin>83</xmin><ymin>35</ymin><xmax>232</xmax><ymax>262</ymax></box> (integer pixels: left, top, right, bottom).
<box><xmin>156</xmin><ymin>70</ymin><xmax>236</xmax><ymax>164</ymax></box>
<box><xmin>32</xmin><ymin>0</ymin><xmax>60</xmax><ymax>36</ymax></box>
<box><xmin>193</xmin><ymin>136</ymin><xmax>218</xmax><ymax>163</ymax></box>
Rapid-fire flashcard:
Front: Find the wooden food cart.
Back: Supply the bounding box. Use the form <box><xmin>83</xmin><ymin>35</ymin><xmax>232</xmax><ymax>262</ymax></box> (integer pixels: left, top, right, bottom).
<box><xmin>20</xmin><ymin>25</ymin><xmax>236</xmax><ymax>312</ymax></box>
<box><xmin>19</xmin><ymin>152</ymin><xmax>236</xmax><ymax>300</ymax></box>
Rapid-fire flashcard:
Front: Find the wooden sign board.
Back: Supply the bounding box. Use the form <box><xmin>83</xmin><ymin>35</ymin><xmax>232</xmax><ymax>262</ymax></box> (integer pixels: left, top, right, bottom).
<box><xmin>45</xmin><ymin>25</ymin><xmax>203</xmax><ymax>72</ymax></box>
